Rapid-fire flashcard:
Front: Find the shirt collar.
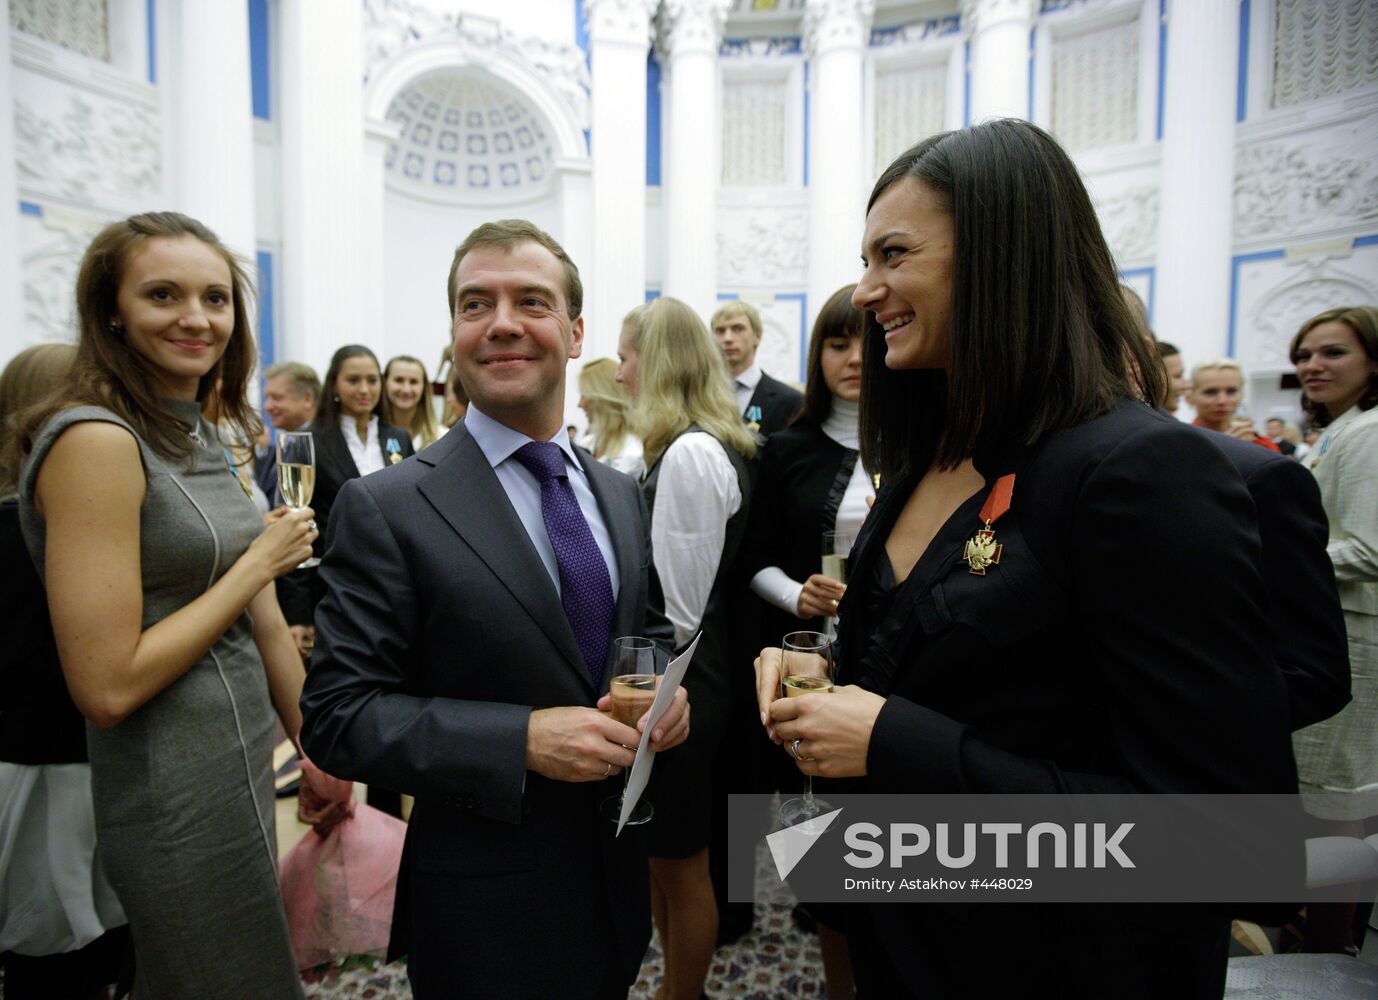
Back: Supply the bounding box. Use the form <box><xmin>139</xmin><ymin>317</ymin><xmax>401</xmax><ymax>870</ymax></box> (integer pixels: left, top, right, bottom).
<box><xmin>735</xmin><ymin>363</ymin><xmax>763</xmax><ymax>392</ymax></box>
<box><xmin>464</xmin><ymin>404</ymin><xmax>584</xmax><ymax>473</ymax></box>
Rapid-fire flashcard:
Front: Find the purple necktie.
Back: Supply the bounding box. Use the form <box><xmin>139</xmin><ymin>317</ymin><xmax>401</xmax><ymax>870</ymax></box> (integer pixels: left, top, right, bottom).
<box><xmin>513</xmin><ymin>441</ymin><xmax>615</xmax><ymax>688</ymax></box>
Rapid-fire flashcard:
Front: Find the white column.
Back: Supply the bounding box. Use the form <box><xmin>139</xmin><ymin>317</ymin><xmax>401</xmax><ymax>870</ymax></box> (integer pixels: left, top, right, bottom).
<box><xmin>805</xmin><ymin>0</ymin><xmax>874</xmax><ymax>329</ymax></box>
<box><xmin>170</xmin><ymin>0</ymin><xmax>257</xmax><ymax>262</ymax></box>
<box><xmin>658</xmin><ymin>0</ymin><xmax>729</xmax><ymax>322</ymax></box>
<box><xmin>586</xmin><ymin>0</ymin><xmax>655</xmax><ymax>360</ymax></box>
<box><xmin>1154</xmin><ymin>0</ymin><xmax>1239</xmax><ymax>362</ymax></box>
<box><xmin>360</xmin><ymin>117</ymin><xmax>400</xmax><ymax>359</ymax></box>
<box><xmin>0</xmin><ymin>23</ymin><xmax>23</xmax><ymax>357</ymax></box>
<box><xmin>279</xmin><ymin>2</ymin><xmax>365</xmax><ymax>374</ymax></box>
<box><xmin>961</xmin><ymin>0</ymin><xmax>1036</xmax><ymax>123</ymax></box>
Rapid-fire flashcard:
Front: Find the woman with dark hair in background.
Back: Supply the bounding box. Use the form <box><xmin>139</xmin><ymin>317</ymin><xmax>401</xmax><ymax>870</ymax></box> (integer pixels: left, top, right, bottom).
<box><xmin>1289</xmin><ymin>305</ymin><xmax>1378</xmax><ymax>952</ymax></box>
<box><xmin>382</xmin><ymin>354</ymin><xmax>441</xmax><ymax>452</ymax></box>
<box><xmin>296</xmin><ymin>344</ymin><xmax>413</xmax><ymax>818</ymax></box>
<box><xmin>738</xmin><ymin>283</ymin><xmax>870</xmax><ymax>997</ymax></box>
<box><xmin>0</xmin><ymin>344</ymin><xmax>129</xmax><ymax>999</ymax></box>
<box><xmin>13</xmin><ymin>211</ymin><xmax>317</xmax><ymax>998</ymax></box>
<box><xmin>754</xmin><ymin>120</ymin><xmax>1296</xmax><ymax>997</ymax></box>
<box><xmin>616</xmin><ymin>296</ymin><xmax>756</xmax><ymax>1000</ymax></box>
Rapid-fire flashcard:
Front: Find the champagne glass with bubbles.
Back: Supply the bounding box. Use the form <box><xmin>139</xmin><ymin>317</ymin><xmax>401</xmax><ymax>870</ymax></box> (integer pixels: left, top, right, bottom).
<box><xmin>601</xmin><ymin>636</ymin><xmax>660</xmax><ymax>825</ymax></box>
<box><xmin>778</xmin><ymin>630</ymin><xmax>836</xmax><ymax>827</ymax></box>
<box><xmin>276</xmin><ymin>431</ymin><xmax>320</xmax><ymax>569</ymax></box>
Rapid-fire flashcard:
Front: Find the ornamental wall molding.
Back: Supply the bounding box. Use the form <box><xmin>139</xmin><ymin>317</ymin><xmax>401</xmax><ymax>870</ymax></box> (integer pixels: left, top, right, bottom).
<box><xmin>803</xmin><ymin>0</ymin><xmax>876</xmax><ymax>57</ymax></box>
<box><xmin>362</xmin><ymin>0</ymin><xmax>591</xmax><ymax>136</ymax></box>
<box><xmin>1094</xmin><ymin>184</ymin><xmax>1158</xmax><ymax>263</ymax></box>
<box><xmin>868</xmin><ymin>15</ymin><xmax>961</xmax><ymax>51</ymax></box>
<box><xmin>656</xmin><ymin>0</ymin><xmax>732</xmax><ymax>60</ymax></box>
<box><xmin>14</xmin><ymin>93</ymin><xmax>161</xmax><ymax>207</ymax></box>
<box><xmin>21</xmin><ymin>205</ymin><xmax>109</xmax><ymax>343</ymax></box>
<box><xmin>1241</xmin><ymin>257</ymin><xmax>1378</xmax><ymax>371</ymax></box>
<box><xmin>11</xmin><ymin>31</ymin><xmax>157</xmax><ymax>106</ymax></box>
<box><xmin>1234</xmin><ymin>131</ymin><xmax>1378</xmax><ymax>243</ymax></box>
<box><xmin>717</xmin><ymin>203</ymin><xmax>809</xmax><ymax>285</ymax></box>
<box><xmin>719</xmin><ymin>36</ymin><xmax>803</xmax><ymax>58</ymax></box>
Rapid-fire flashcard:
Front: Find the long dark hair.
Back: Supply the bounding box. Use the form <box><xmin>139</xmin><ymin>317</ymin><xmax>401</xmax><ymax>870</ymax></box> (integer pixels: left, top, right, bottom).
<box><xmin>858</xmin><ymin>120</ymin><xmax>1162</xmax><ymax>481</ymax></box>
<box><xmin>796</xmin><ymin>284</ymin><xmax>863</xmax><ymax>427</ymax></box>
<box><xmin>1288</xmin><ymin>306</ymin><xmax>1378</xmax><ymax>428</ymax></box>
<box><xmin>14</xmin><ymin>211</ymin><xmax>260</xmax><ymax>467</ymax></box>
<box><xmin>317</xmin><ymin>345</ymin><xmax>382</xmax><ymax>426</ymax></box>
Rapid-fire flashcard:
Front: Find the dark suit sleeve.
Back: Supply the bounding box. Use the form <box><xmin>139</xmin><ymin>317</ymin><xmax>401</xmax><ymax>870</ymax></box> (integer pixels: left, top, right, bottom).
<box><xmin>1249</xmin><ymin>457</ymin><xmax>1350</xmax><ymax>729</ymax></box>
<box><xmin>300</xmin><ymin>478</ymin><xmax>531</xmax><ymax>824</ymax></box>
<box><xmin>868</xmin><ymin>423</ymin><xmax>1295</xmax><ymax>795</ymax></box>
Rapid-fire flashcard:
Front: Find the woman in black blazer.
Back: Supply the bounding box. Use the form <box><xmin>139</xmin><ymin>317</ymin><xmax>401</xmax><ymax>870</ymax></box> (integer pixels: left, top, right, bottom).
<box><xmin>755</xmin><ymin>120</ymin><xmax>1297</xmax><ymax>998</ymax></box>
<box><xmin>290</xmin><ymin>344</ymin><xmax>412</xmax><ymax>816</ymax></box>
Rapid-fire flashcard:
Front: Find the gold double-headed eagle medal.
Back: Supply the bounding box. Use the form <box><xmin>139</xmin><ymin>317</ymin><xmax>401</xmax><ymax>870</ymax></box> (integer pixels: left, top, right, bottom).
<box><xmin>965</xmin><ymin>474</ymin><xmax>1015</xmax><ymax>576</ymax></box>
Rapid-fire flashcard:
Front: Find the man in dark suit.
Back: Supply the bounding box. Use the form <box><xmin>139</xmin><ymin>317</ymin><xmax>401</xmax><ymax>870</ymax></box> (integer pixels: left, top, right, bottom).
<box><xmin>253</xmin><ymin>361</ymin><xmax>319</xmax><ymax>500</ymax></box>
<box><xmin>1195</xmin><ymin>427</ymin><xmax>1350</xmax><ymax>730</ymax></box>
<box><xmin>299</xmin><ymin>220</ymin><xmax>689</xmax><ymax>999</ymax></box>
<box><xmin>711</xmin><ymin>300</ymin><xmax>802</xmax><ymax>435</ymax></box>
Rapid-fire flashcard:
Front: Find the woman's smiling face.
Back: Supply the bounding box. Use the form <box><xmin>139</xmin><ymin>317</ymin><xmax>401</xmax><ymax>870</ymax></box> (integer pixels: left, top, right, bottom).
<box><xmin>853</xmin><ymin>178</ymin><xmax>955</xmax><ymax>372</ymax></box>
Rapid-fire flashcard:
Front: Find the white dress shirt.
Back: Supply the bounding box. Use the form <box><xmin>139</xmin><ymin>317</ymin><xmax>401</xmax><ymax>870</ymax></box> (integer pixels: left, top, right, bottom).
<box><xmin>733</xmin><ymin>363</ymin><xmax>763</xmax><ymax>417</ymax></box>
<box><xmin>341</xmin><ymin>415</ymin><xmax>385</xmax><ymax>476</ymax></box>
<box><xmin>651</xmin><ymin>432</ymin><xmax>742</xmax><ymax>647</ymax></box>
<box><xmin>463</xmin><ymin>405</ymin><xmax>620</xmax><ymax>600</ymax></box>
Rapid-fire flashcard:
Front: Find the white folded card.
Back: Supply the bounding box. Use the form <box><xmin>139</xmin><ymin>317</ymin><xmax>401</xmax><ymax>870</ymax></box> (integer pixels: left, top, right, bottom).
<box><xmin>617</xmin><ymin>631</ymin><xmax>701</xmax><ymax>835</ymax></box>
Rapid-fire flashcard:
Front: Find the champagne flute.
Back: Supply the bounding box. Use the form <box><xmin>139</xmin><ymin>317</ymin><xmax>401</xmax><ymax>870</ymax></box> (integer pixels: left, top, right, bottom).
<box><xmin>276</xmin><ymin>430</ymin><xmax>320</xmax><ymax>569</ymax></box>
<box><xmin>820</xmin><ymin>531</ymin><xmax>850</xmax><ymax>638</ymax></box>
<box><xmin>778</xmin><ymin>630</ymin><xmax>836</xmax><ymax>827</ymax></box>
<box><xmin>601</xmin><ymin>636</ymin><xmax>660</xmax><ymax>826</ymax></box>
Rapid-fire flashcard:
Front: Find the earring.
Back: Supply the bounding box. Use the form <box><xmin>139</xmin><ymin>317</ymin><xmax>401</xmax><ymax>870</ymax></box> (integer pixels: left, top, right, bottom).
<box><xmin>333</xmin><ymin>395</ymin><xmax>340</xmax><ymax>403</ymax></box>
<box><xmin>109</xmin><ymin>319</ymin><xmax>122</xmax><ymax>333</ymax></box>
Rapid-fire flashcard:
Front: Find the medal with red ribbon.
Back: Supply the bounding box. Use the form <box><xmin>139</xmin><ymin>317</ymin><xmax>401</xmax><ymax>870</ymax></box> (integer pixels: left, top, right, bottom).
<box><xmin>964</xmin><ymin>473</ymin><xmax>1015</xmax><ymax>576</ymax></box>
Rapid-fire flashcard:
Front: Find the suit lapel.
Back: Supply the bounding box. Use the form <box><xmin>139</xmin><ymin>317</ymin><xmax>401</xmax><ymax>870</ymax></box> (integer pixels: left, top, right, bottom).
<box><xmin>320</xmin><ymin>424</ymin><xmax>361</xmax><ymax>481</ymax></box>
<box><xmin>415</xmin><ymin>425</ymin><xmax>592</xmax><ymax>694</ymax></box>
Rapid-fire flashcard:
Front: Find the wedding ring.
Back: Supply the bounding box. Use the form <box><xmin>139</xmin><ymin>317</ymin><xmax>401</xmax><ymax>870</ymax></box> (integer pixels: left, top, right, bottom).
<box><xmin>603</xmin><ymin>761</ymin><xmax>613</xmax><ymax>777</ymax></box>
<box><xmin>789</xmin><ymin>739</ymin><xmax>815</xmax><ymax>762</ymax></box>
<box><xmin>308</xmin><ymin>519</ymin><xmax>318</xmax><ymax>534</ymax></box>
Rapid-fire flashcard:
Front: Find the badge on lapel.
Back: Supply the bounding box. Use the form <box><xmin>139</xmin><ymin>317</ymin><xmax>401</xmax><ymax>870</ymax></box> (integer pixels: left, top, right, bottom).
<box><xmin>965</xmin><ymin>474</ymin><xmax>1015</xmax><ymax>576</ymax></box>
<box><xmin>387</xmin><ymin>438</ymin><xmax>403</xmax><ymax>465</ymax></box>
<box><xmin>745</xmin><ymin>404</ymin><xmax>762</xmax><ymax>433</ymax></box>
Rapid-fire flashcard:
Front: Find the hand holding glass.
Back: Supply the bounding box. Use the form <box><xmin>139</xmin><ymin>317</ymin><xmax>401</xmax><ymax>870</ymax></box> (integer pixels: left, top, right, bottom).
<box><xmin>276</xmin><ymin>431</ymin><xmax>320</xmax><ymax>569</ymax></box>
<box><xmin>601</xmin><ymin>636</ymin><xmax>660</xmax><ymax>826</ymax></box>
<box><xmin>778</xmin><ymin>630</ymin><xmax>836</xmax><ymax>827</ymax></box>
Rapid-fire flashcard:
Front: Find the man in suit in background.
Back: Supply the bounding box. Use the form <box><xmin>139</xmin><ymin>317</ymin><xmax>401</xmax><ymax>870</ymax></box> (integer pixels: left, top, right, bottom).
<box><xmin>255</xmin><ymin>361</ymin><xmax>320</xmax><ymax>659</ymax></box>
<box><xmin>254</xmin><ymin>361</ymin><xmax>319</xmax><ymax>500</ymax></box>
<box><xmin>300</xmin><ymin>220</ymin><xmax>689</xmax><ymax>999</ymax></box>
<box><xmin>712</xmin><ymin>300</ymin><xmax>802</xmax><ymax>435</ymax></box>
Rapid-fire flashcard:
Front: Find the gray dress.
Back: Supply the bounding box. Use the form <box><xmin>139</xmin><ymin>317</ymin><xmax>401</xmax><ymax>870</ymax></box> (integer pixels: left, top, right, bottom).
<box><xmin>19</xmin><ymin>403</ymin><xmax>304</xmax><ymax>999</ymax></box>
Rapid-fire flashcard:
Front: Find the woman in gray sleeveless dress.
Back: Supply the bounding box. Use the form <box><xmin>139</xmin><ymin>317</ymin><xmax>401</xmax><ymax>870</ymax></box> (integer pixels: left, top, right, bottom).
<box><xmin>13</xmin><ymin>212</ymin><xmax>318</xmax><ymax>999</ymax></box>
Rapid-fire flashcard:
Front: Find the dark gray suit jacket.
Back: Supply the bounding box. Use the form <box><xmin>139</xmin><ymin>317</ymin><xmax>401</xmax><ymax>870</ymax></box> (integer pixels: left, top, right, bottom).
<box><xmin>299</xmin><ymin>421</ymin><xmax>673</xmax><ymax>998</ymax></box>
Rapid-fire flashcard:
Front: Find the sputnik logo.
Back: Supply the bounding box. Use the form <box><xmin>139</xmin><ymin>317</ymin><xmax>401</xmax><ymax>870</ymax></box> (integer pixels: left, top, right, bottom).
<box><xmin>766</xmin><ymin>808</ymin><xmax>845</xmax><ymax>880</ymax></box>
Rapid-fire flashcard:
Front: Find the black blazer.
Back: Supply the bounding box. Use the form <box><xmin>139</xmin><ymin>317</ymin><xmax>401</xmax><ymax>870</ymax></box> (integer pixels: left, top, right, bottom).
<box><xmin>1195</xmin><ymin>427</ymin><xmax>1349</xmax><ymax>730</ymax></box>
<box><xmin>744</xmin><ymin>372</ymin><xmax>803</xmax><ymax>437</ymax></box>
<box><xmin>838</xmin><ymin>400</ymin><xmax>1297</xmax><ymax>997</ymax></box>
<box><xmin>279</xmin><ymin>417</ymin><xmax>413</xmax><ymax>625</ymax></box>
<box><xmin>739</xmin><ymin>421</ymin><xmax>856</xmax><ymax>633</ymax></box>
<box><xmin>299</xmin><ymin>422</ymin><xmax>673</xmax><ymax>998</ymax></box>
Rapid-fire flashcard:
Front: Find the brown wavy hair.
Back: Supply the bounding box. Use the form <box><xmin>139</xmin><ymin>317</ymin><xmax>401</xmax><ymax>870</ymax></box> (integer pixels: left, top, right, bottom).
<box><xmin>1288</xmin><ymin>305</ymin><xmax>1378</xmax><ymax>428</ymax></box>
<box><xmin>0</xmin><ymin>343</ymin><xmax>76</xmax><ymax>498</ymax></box>
<box><xmin>12</xmin><ymin>212</ymin><xmax>260</xmax><ymax>471</ymax></box>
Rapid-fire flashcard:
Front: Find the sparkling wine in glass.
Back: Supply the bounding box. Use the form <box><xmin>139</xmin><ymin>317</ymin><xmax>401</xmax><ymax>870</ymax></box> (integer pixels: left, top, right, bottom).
<box><xmin>601</xmin><ymin>636</ymin><xmax>660</xmax><ymax>826</ymax></box>
<box><xmin>276</xmin><ymin>430</ymin><xmax>320</xmax><ymax>569</ymax></box>
<box><xmin>778</xmin><ymin>630</ymin><xmax>836</xmax><ymax>827</ymax></box>
<box><xmin>821</xmin><ymin>531</ymin><xmax>851</xmax><ymax>637</ymax></box>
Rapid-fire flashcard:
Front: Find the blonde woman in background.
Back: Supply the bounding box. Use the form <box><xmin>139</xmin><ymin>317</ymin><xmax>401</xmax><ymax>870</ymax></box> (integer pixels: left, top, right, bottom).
<box><xmin>577</xmin><ymin>357</ymin><xmax>642</xmax><ymax>477</ymax></box>
<box><xmin>617</xmin><ymin>297</ymin><xmax>756</xmax><ymax>1000</ymax></box>
<box><xmin>382</xmin><ymin>354</ymin><xmax>441</xmax><ymax>451</ymax></box>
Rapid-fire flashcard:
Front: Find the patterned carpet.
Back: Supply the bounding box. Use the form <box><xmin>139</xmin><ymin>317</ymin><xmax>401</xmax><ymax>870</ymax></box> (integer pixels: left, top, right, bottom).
<box><xmin>300</xmin><ymin>842</ymin><xmax>826</xmax><ymax>999</ymax></box>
